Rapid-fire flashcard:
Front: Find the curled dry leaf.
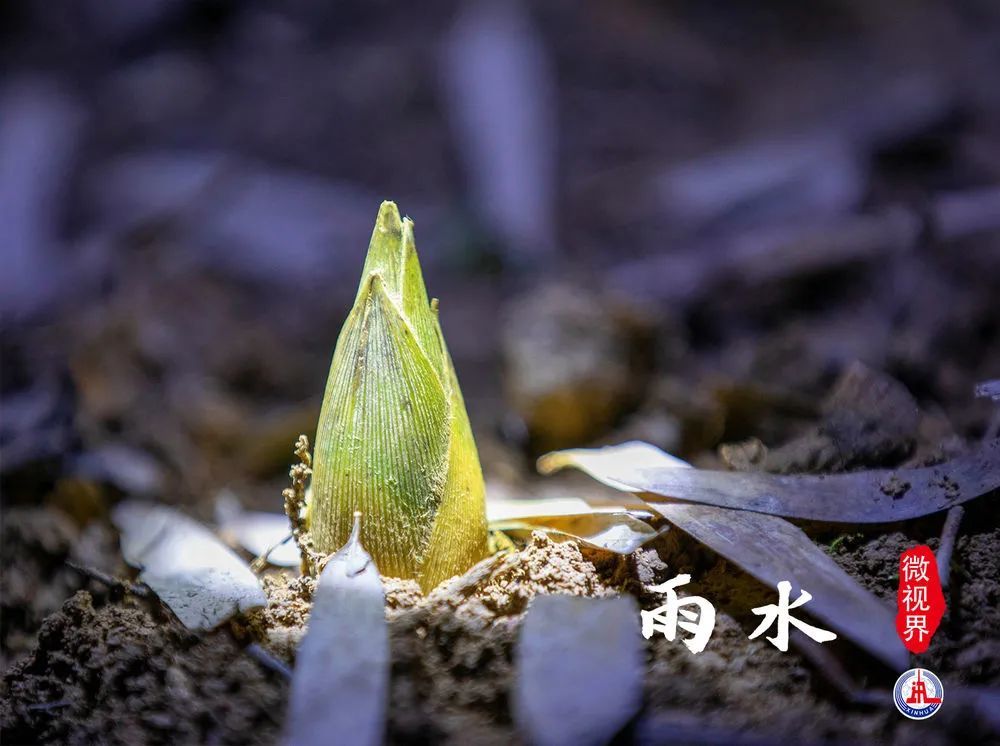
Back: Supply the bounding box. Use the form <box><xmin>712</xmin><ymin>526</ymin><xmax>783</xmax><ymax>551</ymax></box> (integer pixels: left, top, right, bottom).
<box><xmin>539</xmin><ymin>441</ymin><xmax>691</xmax><ymax>492</ymax></box>
<box><xmin>112</xmin><ymin>501</ymin><xmax>267</xmax><ymax>630</ymax></box>
<box><xmin>514</xmin><ymin>594</ymin><xmax>644</xmax><ymax>746</ymax></box>
<box><xmin>489</xmin><ymin>514</ymin><xmax>659</xmax><ymax>555</ymax></box>
<box><xmin>539</xmin><ymin>442</ymin><xmax>909</xmax><ymax>670</ymax></box>
<box><xmin>285</xmin><ymin>514</ymin><xmax>388</xmax><ymax>746</ymax></box>
<box><xmin>487</xmin><ymin>494</ymin><xmax>661</xmax><ymax>553</ymax></box>
<box><xmin>486</xmin><ymin>494</ymin><xmax>646</xmax><ymax>521</ymax></box>
<box><xmin>489</xmin><ymin>512</ymin><xmax>660</xmax><ymax>554</ymax></box>
<box><xmin>540</xmin><ymin>440</ymin><xmax>1000</xmax><ymax>523</ymax></box>
<box><xmin>215</xmin><ymin>491</ymin><xmax>300</xmax><ymax>567</ymax></box>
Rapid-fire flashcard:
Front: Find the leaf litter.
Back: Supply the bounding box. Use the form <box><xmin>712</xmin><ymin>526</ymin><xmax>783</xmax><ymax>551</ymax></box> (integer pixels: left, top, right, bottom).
<box><xmin>112</xmin><ymin>500</ymin><xmax>267</xmax><ymax>630</ymax></box>
<box><xmin>285</xmin><ymin>513</ymin><xmax>388</xmax><ymax>746</ymax></box>
<box><xmin>539</xmin><ymin>441</ymin><xmax>911</xmax><ymax>669</ymax></box>
<box><xmin>513</xmin><ymin>595</ymin><xmax>644</xmax><ymax>746</ymax></box>
<box><xmin>486</xmin><ymin>493</ymin><xmax>662</xmax><ymax>554</ymax></box>
<box><xmin>93</xmin><ymin>430</ymin><xmax>995</xmax><ymax>740</ymax></box>
<box><xmin>540</xmin><ymin>439</ymin><xmax>1000</xmax><ymax>523</ymax></box>
<box><xmin>215</xmin><ymin>491</ymin><xmax>300</xmax><ymax>568</ymax></box>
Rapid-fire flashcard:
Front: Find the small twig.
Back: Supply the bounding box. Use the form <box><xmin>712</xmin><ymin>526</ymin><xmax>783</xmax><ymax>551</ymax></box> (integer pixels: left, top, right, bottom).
<box><xmin>245</xmin><ymin>642</ymin><xmax>292</xmax><ymax>680</ymax></box>
<box><xmin>943</xmin><ymin>380</ymin><xmax>1000</xmax><ymax>587</ymax></box>
<box><xmin>250</xmin><ymin>532</ymin><xmax>295</xmax><ymax>574</ymax></box>
<box><xmin>936</xmin><ymin>505</ymin><xmax>965</xmax><ymax>591</ymax></box>
<box><xmin>437</xmin><ymin>552</ymin><xmax>514</xmax><ymax>598</ymax></box>
<box><xmin>66</xmin><ymin>560</ymin><xmax>152</xmax><ymax>598</ymax></box>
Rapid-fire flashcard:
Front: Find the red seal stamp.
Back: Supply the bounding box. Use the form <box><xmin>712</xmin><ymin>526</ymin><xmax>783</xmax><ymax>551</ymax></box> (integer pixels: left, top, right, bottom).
<box><xmin>895</xmin><ymin>545</ymin><xmax>945</xmax><ymax>654</ymax></box>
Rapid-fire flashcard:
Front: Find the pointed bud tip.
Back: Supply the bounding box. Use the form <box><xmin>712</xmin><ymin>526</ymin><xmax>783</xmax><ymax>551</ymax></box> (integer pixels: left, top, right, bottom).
<box><xmin>344</xmin><ymin>511</ymin><xmax>363</xmax><ymax>552</ymax></box>
<box><xmin>375</xmin><ymin>201</ymin><xmax>402</xmax><ymax>232</ymax></box>
<box><xmin>401</xmin><ymin>218</ymin><xmax>418</xmax><ymax>258</ymax></box>
<box><xmin>358</xmin><ymin>204</ymin><xmax>407</xmax><ymax>300</ymax></box>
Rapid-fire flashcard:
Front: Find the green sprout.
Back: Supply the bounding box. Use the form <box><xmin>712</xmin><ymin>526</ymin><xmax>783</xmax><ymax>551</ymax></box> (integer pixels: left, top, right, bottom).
<box><xmin>309</xmin><ymin>201</ymin><xmax>489</xmax><ymax>591</ymax></box>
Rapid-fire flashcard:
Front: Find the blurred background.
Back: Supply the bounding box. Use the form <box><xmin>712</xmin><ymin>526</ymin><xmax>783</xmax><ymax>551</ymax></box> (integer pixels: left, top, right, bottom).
<box><xmin>3</xmin><ymin>0</ymin><xmax>1000</xmax><ymax>666</ymax></box>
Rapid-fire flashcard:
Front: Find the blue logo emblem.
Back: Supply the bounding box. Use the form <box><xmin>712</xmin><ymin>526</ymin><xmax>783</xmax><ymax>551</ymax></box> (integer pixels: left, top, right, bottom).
<box><xmin>894</xmin><ymin>668</ymin><xmax>943</xmax><ymax>720</ymax></box>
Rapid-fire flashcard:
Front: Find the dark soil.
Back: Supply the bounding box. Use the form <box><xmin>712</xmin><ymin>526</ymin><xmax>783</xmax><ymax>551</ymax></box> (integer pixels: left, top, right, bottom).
<box><xmin>2</xmin><ymin>592</ymin><xmax>287</xmax><ymax>746</ymax></box>
<box><xmin>3</xmin><ymin>512</ymin><xmax>998</xmax><ymax>745</ymax></box>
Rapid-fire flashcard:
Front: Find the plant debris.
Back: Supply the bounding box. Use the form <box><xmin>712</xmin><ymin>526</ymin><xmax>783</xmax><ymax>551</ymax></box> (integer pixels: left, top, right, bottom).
<box><xmin>489</xmin><ymin>512</ymin><xmax>660</xmax><ymax>555</ymax></box>
<box><xmin>216</xmin><ymin>492</ymin><xmax>299</xmax><ymax>568</ymax></box>
<box><xmin>487</xmin><ymin>493</ymin><xmax>661</xmax><ymax>553</ymax></box>
<box><xmin>539</xmin><ymin>442</ymin><xmax>909</xmax><ymax>669</ymax></box>
<box><xmin>541</xmin><ymin>439</ymin><xmax>1000</xmax><ymax>523</ymax></box>
<box><xmin>285</xmin><ymin>514</ymin><xmax>388</xmax><ymax>746</ymax></box>
<box><xmin>112</xmin><ymin>501</ymin><xmax>267</xmax><ymax>630</ymax></box>
<box><xmin>513</xmin><ymin>595</ymin><xmax>644</xmax><ymax>746</ymax></box>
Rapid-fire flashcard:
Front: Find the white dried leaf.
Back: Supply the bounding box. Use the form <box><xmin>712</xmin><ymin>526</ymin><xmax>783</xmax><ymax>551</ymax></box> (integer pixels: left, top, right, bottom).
<box><xmin>538</xmin><ymin>440</ymin><xmax>689</xmax><ymax>492</ymax></box>
<box><xmin>542</xmin><ymin>439</ymin><xmax>1000</xmax><ymax>524</ymax></box>
<box><xmin>285</xmin><ymin>515</ymin><xmax>388</xmax><ymax>746</ymax></box>
<box><xmin>515</xmin><ymin>595</ymin><xmax>644</xmax><ymax>746</ymax></box>
<box><xmin>487</xmin><ymin>494</ymin><xmax>645</xmax><ymax>521</ymax></box>
<box><xmin>112</xmin><ymin>500</ymin><xmax>267</xmax><ymax>630</ymax></box>
<box><xmin>491</xmin><ymin>513</ymin><xmax>660</xmax><ymax>554</ymax></box>
<box><xmin>487</xmin><ymin>493</ymin><xmax>661</xmax><ymax>553</ymax></box>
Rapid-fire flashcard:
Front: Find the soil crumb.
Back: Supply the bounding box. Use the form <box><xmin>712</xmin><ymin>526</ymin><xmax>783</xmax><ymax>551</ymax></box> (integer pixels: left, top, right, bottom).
<box><xmin>474</xmin><ymin>531</ymin><xmax>613</xmax><ymax>616</ymax></box>
<box><xmin>383</xmin><ymin>577</ymin><xmax>424</xmax><ymax>612</ymax></box>
<box><xmin>880</xmin><ymin>475</ymin><xmax>911</xmax><ymax>499</ymax></box>
<box><xmin>240</xmin><ymin>574</ymin><xmax>316</xmax><ymax>660</ymax></box>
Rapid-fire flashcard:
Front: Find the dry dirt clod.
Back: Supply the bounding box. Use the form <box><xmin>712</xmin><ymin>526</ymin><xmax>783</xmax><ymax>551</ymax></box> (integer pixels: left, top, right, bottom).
<box><xmin>718</xmin><ymin>437</ymin><xmax>769</xmax><ymax>471</ymax></box>
<box><xmin>473</xmin><ymin>532</ymin><xmax>614</xmax><ymax>617</ymax></box>
<box><xmin>879</xmin><ymin>475</ymin><xmax>911</xmax><ymax>499</ymax></box>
